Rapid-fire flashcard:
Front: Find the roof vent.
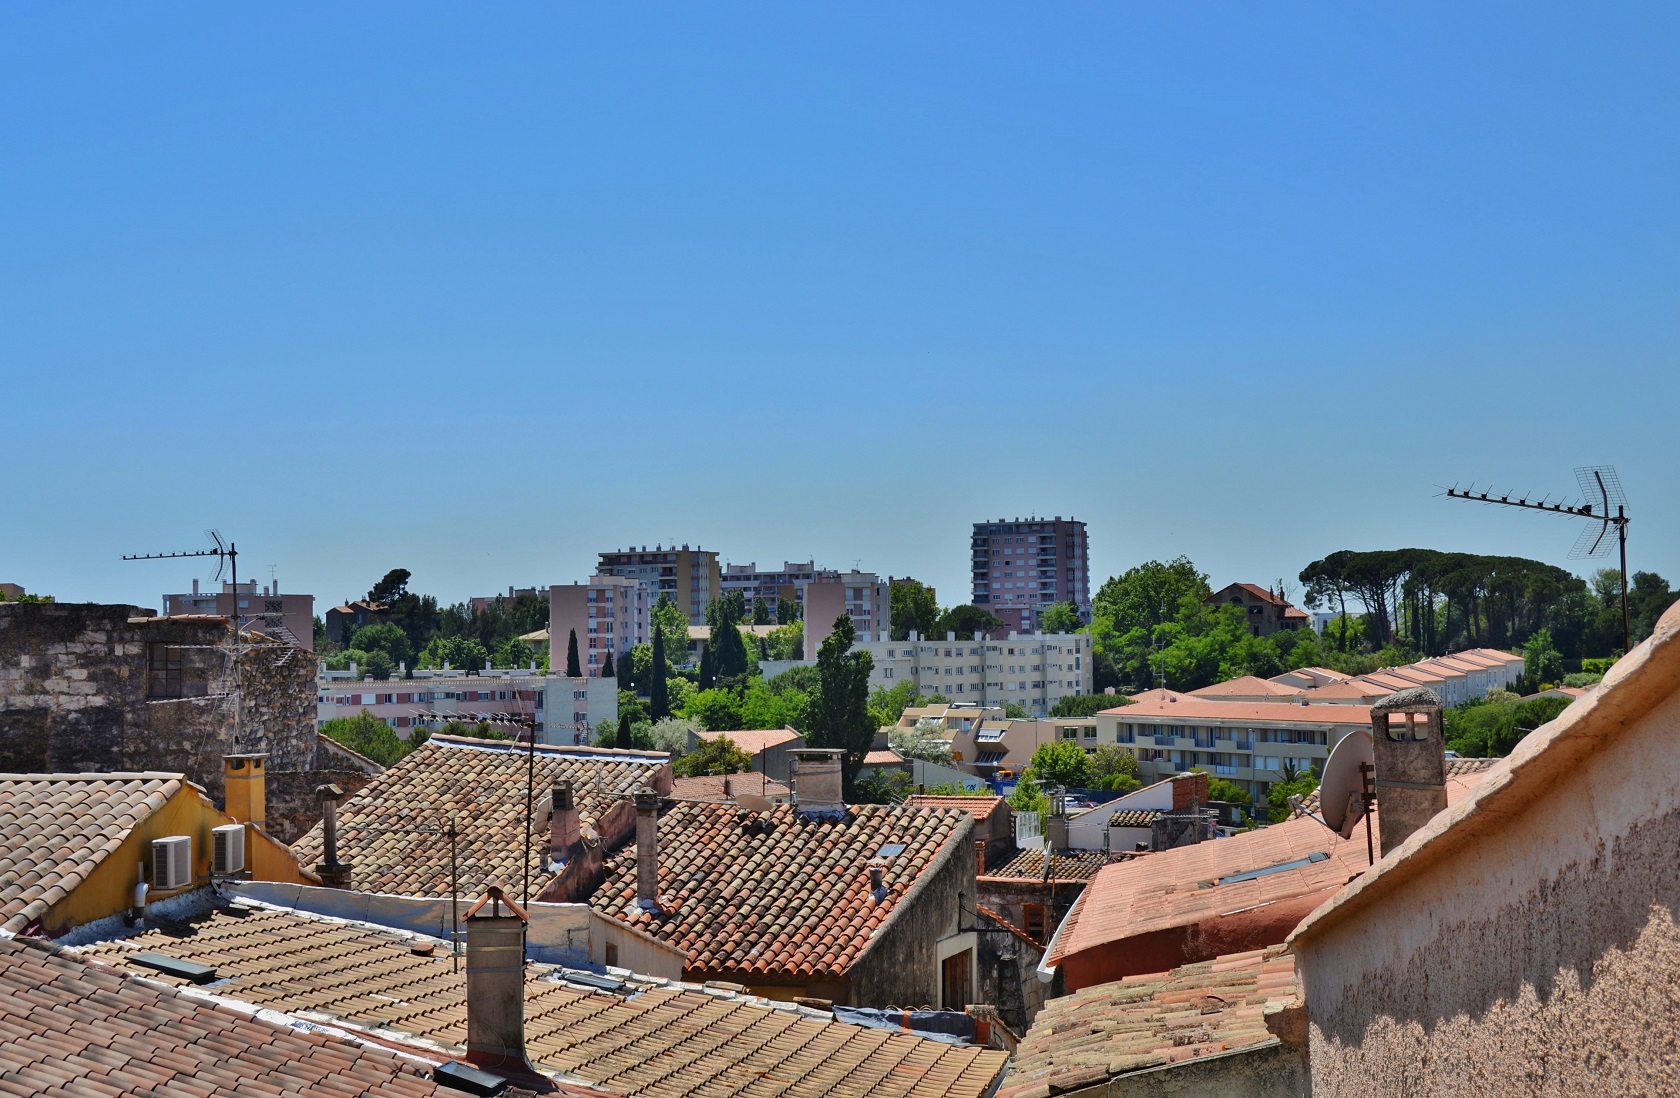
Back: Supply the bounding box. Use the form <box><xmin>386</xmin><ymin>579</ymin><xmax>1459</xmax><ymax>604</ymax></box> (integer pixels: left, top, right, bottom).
<box><xmin>434</xmin><ymin>1061</ymin><xmax>509</xmax><ymax>1096</ymax></box>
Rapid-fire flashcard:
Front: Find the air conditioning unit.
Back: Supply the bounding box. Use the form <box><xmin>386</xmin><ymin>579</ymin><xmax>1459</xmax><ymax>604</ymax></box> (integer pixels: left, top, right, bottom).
<box><xmin>211</xmin><ymin>824</ymin><xmax>245</xmax><ymax>876</ymax></box>
<box><xmin>152</xmin><ymin>836</ymin><xmax>192</xmax><ymax>890</ymax></box>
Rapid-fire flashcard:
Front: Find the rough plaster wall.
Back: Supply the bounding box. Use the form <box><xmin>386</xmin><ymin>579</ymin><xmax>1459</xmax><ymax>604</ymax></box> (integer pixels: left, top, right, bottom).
<box><xmin>1301</xmin><ymin>688</ymin><xmax>1680</xmax><ymax>1097</ymax></box>
<box><xmin>850</xmin><ymin>819</ymin><xmax>975</xmax><ymax>1009</ymax></box>
<box><xmin>1105</xmin><ymin>1042</ymin><xmax>1308</xmax><ymax>1098</ymax></box>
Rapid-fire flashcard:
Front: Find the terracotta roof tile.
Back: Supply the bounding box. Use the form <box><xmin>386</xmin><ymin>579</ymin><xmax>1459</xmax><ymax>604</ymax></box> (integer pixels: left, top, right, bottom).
<box><xmin>291</xmin><ymin>736</ymin><xmax>670</xmax><ymax>896</ymax></box>
<box><xmin>0</xmin><ymin>937</ymin><xmax>466</xmax><ymax>1097</ymax></box>
<box><xmin>998</xmin><ymin>947</ymin><xmax>1297</xmax><ymax>1098</ymax></box>
<box><xmin>1107</xmin><ymin>809</ymin><xmax>1163</xmax><ymax>829</ymax></box>
<box><xmin>979</xmin><ymin>848</ymin><xmax>1113</xmax><ymax>884</ymax></box>
<box><xmin>0</xmin><ymin>773</ymin><xmax>184</xmax><ymax>934</ymax></box>
<box><xmin>73</xmin><ymin>905</ymin><xmax>1005</xmax><ymax>1098</ymax></box>
<box><xmin>1188</xmin><ymin>677</ymin><xmax>1302</xmax><ymax>698</ymax></box>
<box><xmin>669</xmin><ymin>773</ymin><xmax>791</xmax><ymax>802</ymax></box>
<box><xmin>905</xmin><ymin>795</ymin><xmax>1008</xmax><ymax>823</ymax></box>
<box><xmin>693</xmin><ymin>728</ymin><xmax>803</xmax><ymax>755</ymax></box>
<box><xmin>591</xmin><ymin>801</ymin><xmax>971</xmax><ymax>981</ymax></box>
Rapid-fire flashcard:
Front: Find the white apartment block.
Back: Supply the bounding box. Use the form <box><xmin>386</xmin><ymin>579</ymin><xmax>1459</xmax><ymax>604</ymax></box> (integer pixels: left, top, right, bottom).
<box><xmin>549</xmin><ymin>576</ymin><xmax>651</xmax><ymax>677</ymax></box>
<box><xmin>860</xmin><ymin>631</ymin><xmax>1093</xmax><ymax>718</ymax></box>
<box><xmin>316</xmin><ymin>666</ymin><xmax>616</xmax><ymax>747</ymax></box>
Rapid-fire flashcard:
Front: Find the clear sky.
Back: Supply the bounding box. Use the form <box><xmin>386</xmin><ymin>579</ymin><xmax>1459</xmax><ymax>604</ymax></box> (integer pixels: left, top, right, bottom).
<box><xmin>4</xmin><ymin>4</ymin><xmax>1676</xmax><ymax>613</ymax></box>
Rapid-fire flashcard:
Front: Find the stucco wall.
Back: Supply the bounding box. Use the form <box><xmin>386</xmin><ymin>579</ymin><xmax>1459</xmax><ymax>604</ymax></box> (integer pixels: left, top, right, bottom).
<box><xmin>1297</xmin><ymin>682</ymin><xmax>1680</xmax><ymax>1096</ymax></box>
<box><xmin>849</xmin><ymin>815</ymin><xmax>977</xmax><ymax>1009</ymax></box>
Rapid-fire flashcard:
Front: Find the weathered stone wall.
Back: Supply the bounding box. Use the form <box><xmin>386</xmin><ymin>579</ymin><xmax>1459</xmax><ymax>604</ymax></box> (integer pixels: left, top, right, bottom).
<box><xmin>849</xmin><ymin>815</ymin><xmax>976</xmax><ymax>1009</ymax></box>
<box><xmin>976</xmin><ymin>913</ymin><xmax>1045</xmax><ymax>1034</ymax></box>
<box><xmin>1298</xmin><ymin>670</ymin><xmax>1680</xmax><ymax>1096</ymax></box>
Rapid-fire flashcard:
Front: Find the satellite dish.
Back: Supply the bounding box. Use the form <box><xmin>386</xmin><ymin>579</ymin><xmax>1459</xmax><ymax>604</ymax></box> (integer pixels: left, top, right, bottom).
<box><xmin>735</xmin><ymin>793</ymin><xmax>774</xmax><ymax>815</ymax></box>
<box><xmin>1317</xmin><ymin>730</ymin><xmax>1374</xmax><ymax>837</ymax></box>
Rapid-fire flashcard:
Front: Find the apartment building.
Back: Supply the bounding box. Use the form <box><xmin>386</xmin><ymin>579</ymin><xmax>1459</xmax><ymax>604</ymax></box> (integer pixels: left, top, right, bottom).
<box><xmin>861</xmin><ymin>631</ymin><xmax>1093</xmax><ymax>718</ymax></box>
<box><xmin>597</xmin><ymin>544</ymin><xmax>720</xmax><ymax>625</ymax></box>
<box><xmin>970</xmin><ymin>516</ymin><xmax>1090</xmax><ymax>634</ymax></box>
<box><xmin>720</xmin><ymin>560</ymin><xmax>818</xmax><ymax>617</ymax></box>
<box><xmin>1093</xmin><ymin>695</ymin><xmax>1381</xmax><ymax>804</ymax></box>
<box><xmin>803</xmin><ymin>570</ymin><xmax>892</xmax><ymax>652</ymax></box>
<box><xmin>468</xmin><ymin>585</ymin><xmax>542</xmax><ymax>614</ymax></box>
<box><xmin>549</xmin><ymin>576</ymin><xmax>651</xmax><ymax>676</ymax></box>
<box><xmin>164</xmin><ymin>579</ymin><xmax>315</xmax><ymax>650</ymax></box>
<box><xmin>316</xmin><ymin>666</ymin><xmax>616</xmax><ymax>746</ymax></box>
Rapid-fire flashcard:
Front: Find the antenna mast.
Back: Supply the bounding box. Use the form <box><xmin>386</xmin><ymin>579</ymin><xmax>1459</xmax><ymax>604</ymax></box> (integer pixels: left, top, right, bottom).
<box><xmin>1443</xmin><ymin>466</ymin><xmax>1630</xmax><ymax>653</ymax></box>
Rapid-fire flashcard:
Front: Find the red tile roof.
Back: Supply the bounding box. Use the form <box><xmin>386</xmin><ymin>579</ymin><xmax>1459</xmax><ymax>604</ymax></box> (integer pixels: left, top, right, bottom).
<box><xmin>669</xmin><ymin>773</ymin><xmax>791</xmax><ymax>802</ymax></box>
<box><xmin>0</xmin><ymin>936</ymin><xmax>465</xmax><ymax>1097</ymax></box>
<box><xmin>693</xmin><ymin>727</ymin><xmax>802</xmax><ymax>755</ymax></box>
<box><xmin>999</xmin><ymin>947</ymin><xmax>1297</xmax><ymax>1098</ymax></box>
<box><xmin>0</xmin><ymin>773</ymin><xmax>185</xmax><ymax>934</ymax></box>
<box><xmin>1215</xmin><ymin>583</ymin><xmax>1292</xmax><ymax>608</ymax></box>
<box><xmin>291</xmin><ymin>735</ymin><xmax>670</xmax><ymax>897</ymax></box>
<box><xmin>590</xmin><ymin>801</ymin><xmax>972</xmax><ymax>981</ymax></box>
<box><xmin>74</xmin><ymin>904</ymin><xmax>1005</xmax><ymax>1098</ymax></box>
<box><xmin>863</xmin><ymin>748</ymin><xmax>906</xmax><ymax>766</ymax></box>
<box><xmin>980</xmin><ymin>848</ymin><xmax>1114</xmax><ymax>884</ymax></box>
<box><xmin>1189</xmin><ymin>676</ymin><xmax>1302</xmax><ymax>698</ymax></box>
<box><xmin>1102</xmin><ymin>697</ymin><xmax>1382</xmax><ymax>724</ymax></box>
<box><xmin>1107</xmin><ymin>809</ymin><xmax>1164</xmax><ymax>829</ymax></box>
<box><xmin>906</xmin><ymin>794</ymin><xmax>1008</xmax><ymax>823</ymax></box>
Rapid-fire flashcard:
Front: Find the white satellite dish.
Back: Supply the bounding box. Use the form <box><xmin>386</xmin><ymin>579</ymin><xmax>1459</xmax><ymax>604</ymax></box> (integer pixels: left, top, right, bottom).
<box><xmin>735</xmin><ymin>793</ymin><xmax>774</xmax><ymax>815</ymax></box>
<box><xmin>1317</xmin><ymin>729</ymin><xmax>1374</xmax><ymax>837</ymax></box>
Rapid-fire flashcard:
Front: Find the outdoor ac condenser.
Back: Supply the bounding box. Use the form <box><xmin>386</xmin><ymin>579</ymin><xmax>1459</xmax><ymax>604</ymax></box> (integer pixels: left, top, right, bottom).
<box><xmin>211</xmin><ymin>823</ymin><xmax>245</xmax><ymax>875</ymax></box>
<box><xmin>152</xmin><ymin>835</ymin><xmax>193</xmax><ymax>890</ymax></box>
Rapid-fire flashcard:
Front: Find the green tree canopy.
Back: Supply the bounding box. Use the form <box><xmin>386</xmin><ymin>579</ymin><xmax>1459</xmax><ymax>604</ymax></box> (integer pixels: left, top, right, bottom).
<box><xmin>1024</xmin><ymin>740</ymin><xmax>1094</xmax><ymax>789</ymax></box>
<box><xmin>806</xmin><ymin>614</ymin><xmax>876</xmax><ymax>794</ymax></box>
<box><xmin>651</xmin><ymin>596</ymin><xmax>690</xmax><ymax>669</ymax></box>
<box><xmin>1093</xmin><ymin>557</ymin><xmax>1211</xmax><ymax>635</ymax></box>
<box><xmin>649</xmin><ymin>627</ymin><xmax>670</xmax><ymax>720</ymax></box>
<box><xmin>934</xmin><ymin>605</ymin><xmax>1003</xmax><ymax>641</ymax></box>
<box><xmin>321</xmin><ymin>710</ymin><xmax>417</xmax><ymax>767</ymax></box>
<box><xmin>565</xmin><ymin>629</ymin><xmax>582</xmax><ymax>677</ymax></box>
<box><xmin>776</xmin><ymin>597</ymin><xmax>801</xmax><ymax>625</ymax></box>
<box><xmin>417</xmin><ymin>634</ymin><xmax>488</xmax><ymax>674</ymax></box>
<box><xmin>674</xmin><ymin>733</ymin><xmax>753</xmax><ymax>777</ymax></box>
<box><xmin>1038</xmin><ymin>601</ymin><xmax>1083</xmax><ymax>634</ymax></box>
<box><xmin>1008</xmin><ymin>773</ymin><xmax>1050</xmax><ymax>814</ymax></box>
<box><xmin>890</xmin><ymin>580</ymin><xmax>941</xmax><ymax>641</ymax></box>
<box><xmin>1090</xmin><ymin>744</ymin><xmax>1141</xmax><ymax>792</ymax></box>
<box><xmin>1050</xmin><ymin>694</ymin><xmax>1122</xmax><ymax>718</ymax></box>
<box><xmin>350</xmin><ymin>623</ymin><xmax>412</xmax><ymax>670</ymax></box>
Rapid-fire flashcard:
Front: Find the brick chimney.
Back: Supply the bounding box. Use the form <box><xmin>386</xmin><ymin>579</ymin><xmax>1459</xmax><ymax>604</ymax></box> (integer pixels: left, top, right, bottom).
<box><xmin>313</xmin><ymin>783</ymin><xmax>353</xmax><ymax>889</ymax></box>
<box><xmin>1171</xmin><ymin>771</ymin><xmax>1209</xmax><ymax>810</ymax></box>
<box><xmin>634</xmin><ymin>789</ymin><xmax>660</xmax><ymax>910</ymax></box>
<box><xmin>223</xmin><ymin>754</ymin><xmax>266</xmax><ymax>831</ymax></box>
<box><xmin>463</xmin><ymin>886</ymin><xmax>532</xmax><ymax>1072</ymax></box>
<box><xmin>1370</xmin><ymin>687</ymin><xmax>1446</xmax><ymax>853</ymax></box>
<box><xmin>790</xmin><ymin>748</ymin><xmax>846</xmax><ymax>819</ymax></box>
<box><xmin>549</xmin><ymin>777</ymin><xmax>580</xmax><ymax>860</ymax></box>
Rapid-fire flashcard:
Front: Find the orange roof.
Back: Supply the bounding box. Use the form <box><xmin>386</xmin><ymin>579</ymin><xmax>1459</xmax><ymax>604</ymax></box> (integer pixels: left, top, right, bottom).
<box><xmin>980</xmin><ymin>847</ymin><xmax>1115</xmax><ymax>884</ymax></box>
<box><xmin>1050</xmin><ymin>767</ymin><xmax>1498</xmax><ymax>967</ymax></box>
<box><xmin>1104</xmin><ymin>697</ymin><xmax>1381</xmax><ymax>725</ymax></box>
<box><xmin>1119</xmin><ymin>688</ymin><xmax>1178</xmax><ymax>704</ymax></box>
<box><xmin>670</xmin><ymin>773</ymin><xmax>791</xmax><ymax>802</ymax></box>
<box><xmin>864</xmin><ymin>748</ymin><xmax>906</xmax><ymax>766</ymax></box>
<box><xmin>998</xmin><ymin>946</ymin><xmax>1297</xmax><ymax>1098</ymax></box>
<box><xmin>1303</xmin><ymin>680</ymin><xmax>1385</xmax><ymax>701</ymax></box>
<box><xmin>1458</xmin><ymin>647</ymin><xmax>1522</xmax><ymax>666</ymax></box>
<box><xmin>1189</xmin><ymin>676</ymin><xmax>1302</xmax><ymax>698</ymax></box>
<box><xmin>592</xmin><ymin>801</ymin><xmax>972</xmax><ymax>981</ymax></box>
<box><xmin>694</xmin><ymin>727</ymin><xmax>802</xmax><ymax>755</ymax></box>
<box><xmin>907</xmin><ymin>794</ymin><xmax>1008</xmax><ymax>823</ymax></box>
<box><xmin>1213</xmin><ymin>582</ymin><xmax>1291</xmax><ymax>608</ymax></box>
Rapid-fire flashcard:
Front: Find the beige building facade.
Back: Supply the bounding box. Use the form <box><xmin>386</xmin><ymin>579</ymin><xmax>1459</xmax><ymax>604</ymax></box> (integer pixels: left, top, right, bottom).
<box><xmin>862</xmin><ymin>632</ymin><xmax>1093</xmax><ymax>718</ymax></box>
<box><xmin>597</xmin><ymin>544</ymin><xmax>720</xmax><ymax>625</ymax></box>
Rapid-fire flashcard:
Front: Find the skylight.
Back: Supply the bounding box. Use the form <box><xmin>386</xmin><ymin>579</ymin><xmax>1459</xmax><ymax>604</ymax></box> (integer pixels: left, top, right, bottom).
<box><xmin>1217</xmin><ymin>851</ymin><xmax>1330</xmax><ymax>886</ymax></box>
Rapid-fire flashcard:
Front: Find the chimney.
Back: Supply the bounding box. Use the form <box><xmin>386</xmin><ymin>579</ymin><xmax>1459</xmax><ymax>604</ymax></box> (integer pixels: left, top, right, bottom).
<box><xmin>464</xmin><ymin>886</ymin><xmax>532</xmax><ymax>1071</ymax></box>
<box><xmin>223</xmin><ymin>754</ymin><xmax>267</xmax><ymax>831</ymax></box>
<box><xmin>634</xmin><ymin>789</ymin><xmax>660</xmax><ymax>910</ymax></box>
<box><xmin>1370</xmin><ymin>688</ymin><xmax>1446</xmax><ymax>853</ymax></box>
<box><xmin>790</xmin><ymin>748</ymin><xmax>846</xmax><ymax>819</ymax></box>
<box><xmin>313</xmin><ymin>783</ymin><xmax>353</xmax><ymax>889</ymax></box>
<box><xmin>192</xmin><ymin>578</ymin><xmax>199</xmax><ymax>595</ymax></box>
<box><xmin>549</xmin><ymin>778</ymin><xmax>580</xmax><ymax>860</ymax></box>
<box><xmin>1171</xmin><ymin>771</ymin><xmax>1209</xmax><ymax>811</ymax></box>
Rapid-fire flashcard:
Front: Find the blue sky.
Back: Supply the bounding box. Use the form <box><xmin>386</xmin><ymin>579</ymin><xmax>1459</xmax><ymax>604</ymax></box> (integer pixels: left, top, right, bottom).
<box><xmin>3</xmin><ymin>3</ymin><xmax>1676</xmax><ymax>612</ymax></box>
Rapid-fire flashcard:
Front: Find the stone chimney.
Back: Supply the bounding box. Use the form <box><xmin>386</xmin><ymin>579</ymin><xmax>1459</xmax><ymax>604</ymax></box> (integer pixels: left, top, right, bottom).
<box><xmin>223</xmin><ymin>754</ymin><xmax>267</xmax><ymax>831</ymax></box>
<box><xmin>790</xmin><ymin>748</ymin><xmax>846</xmax><ymax>819</ymax></box>
<box><xmin>1171</xmin><ymin>771</ymin><xmax>1209</xmax><ymax>811</ymax></box>
<box><xmin>463</xmin><ymin>886</ymin><xmax>532</xmax><ymax>1072</ymax></box>
<box><xmin>634</xmin><ymin>789</ymin><xmax>661</xmax><ymax>910</ymax></box>
<box><xmin>1370</xmin><ymin>687</ymin><xmax>1446</xmax><ymax>853</ymax></box>
<box><xmin>549</xmin><ymin>777</ymin><xmax>580</xmax><ymax>860</ymax></box>
<box><xmin>313</xmin><ymin>783</ymin><xmax>353</xmax><ymax>889</ymax></box>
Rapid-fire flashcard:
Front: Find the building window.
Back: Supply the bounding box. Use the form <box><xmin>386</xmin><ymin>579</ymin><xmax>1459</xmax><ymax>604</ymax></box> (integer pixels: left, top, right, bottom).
<box><xmin>147</xmin><ymin>643</ymin><xmax>183</xmax><ymax>698</ymax></box>
<box><xmin>1023</xmin><ymin>904</ymin><xmax>1047</xmax><ymax>943</ymax></box>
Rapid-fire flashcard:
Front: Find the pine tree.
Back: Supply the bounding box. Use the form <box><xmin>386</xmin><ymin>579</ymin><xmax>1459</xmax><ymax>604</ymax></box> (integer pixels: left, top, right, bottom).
<box><xmin>699</xmin><ymin>645</ymin><xmax>715</xmax><ymax>690</ymax></box>
<box><xmin>566</xmin><ymin>629</ymin><xmax>582</xmax><ymax>678</ymax></box>
<box><xmin>600</xmin><ymin>648</ymin><xmax>616</xmax><ymax>678</ymax></box>
<box><xmin>650</xmin><ymin>627</ymin><xmax>669</xmax><ymax>720</ymax></box>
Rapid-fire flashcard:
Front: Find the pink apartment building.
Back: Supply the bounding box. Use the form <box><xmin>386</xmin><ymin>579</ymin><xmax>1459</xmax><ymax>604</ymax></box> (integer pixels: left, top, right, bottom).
<box><xmin>549</xmin><ymin>575</ymin><xmax>651</xmax><ymax>677</ymax></box>
<box><xmin>971</xmin><ymin>517</ymin><xmax>1090</xmax><ymax>634</ymax></box>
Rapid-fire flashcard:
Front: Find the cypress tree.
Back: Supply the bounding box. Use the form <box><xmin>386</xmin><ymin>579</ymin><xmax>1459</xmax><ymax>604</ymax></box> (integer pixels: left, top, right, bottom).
<box><xmin>600</xmin><ymin>648</ymin><xmax>616</xmax><ymax>678</ymax></box>
<box><xmin>615</xmin><ymin>711</ymin><xmax>631</xmax><ymax>748</ymax></box>
<box><xmin>650</xmin><ymin>627</ymin><xmax>669</xmax><ymax>719</ymax></box>
<box><xmin>566</xmin><ymin>629</ymin><xmax>582</xmax><ymax>678</ymax></box>
<box><xmin>699</xmin><ymin>645</ymin><xmax>715</xmax><ymax>690</ymax></box>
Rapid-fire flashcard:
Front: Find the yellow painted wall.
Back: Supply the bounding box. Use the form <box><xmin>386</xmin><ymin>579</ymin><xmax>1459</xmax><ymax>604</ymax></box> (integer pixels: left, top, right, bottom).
<box><xmin>42</xmin><ymin>785</ymin><xmax>316</xmax><ymax>936</ymax></box>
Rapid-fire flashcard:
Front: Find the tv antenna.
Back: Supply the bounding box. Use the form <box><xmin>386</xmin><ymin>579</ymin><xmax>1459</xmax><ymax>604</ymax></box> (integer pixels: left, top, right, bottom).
<box><xmin>123</xmin><ymin>530</ymin><xmax>240</xmax><ymax>598</ymax></box>
<box><xmin>1443</xmin><ymin>465</ymin><xmax>1630</xmax><ymax>653</ymax></box>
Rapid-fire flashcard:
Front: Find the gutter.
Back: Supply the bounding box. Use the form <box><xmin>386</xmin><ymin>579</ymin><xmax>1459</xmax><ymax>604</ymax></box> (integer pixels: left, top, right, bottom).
<box><xmin>1035</xmin><ymin>888</ymin><xmax>1083</xmax><ymax>984</ymax></box>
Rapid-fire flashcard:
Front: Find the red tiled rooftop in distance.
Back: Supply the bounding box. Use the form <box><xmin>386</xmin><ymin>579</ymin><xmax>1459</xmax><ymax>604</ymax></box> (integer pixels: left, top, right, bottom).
<box><xmin>693</xmin><ymin>727</ymin><xmax>801</xmax><ymax>755</ymax></box>
<box><xmin>864</xmin><ymin>748</ymin><xmax>906</xmax><ymax>766</ymax></box>
<box><xmin>1101</xmin><ymin>697</ymin><xmax>1382</xmax><ymax>724</ymax></box>
<box><xmin>1189</xmin><ymin>676</ymin><xmax>1302</xmax><ymax>698</ymax></box>
<box><xmin>669</xmin><ymin>773</ymin><xmax>791</xmax><ymax>802</ymax></box>
<box><xmin>907</xmin><ymin>794</ymin><xmax>1008</xmax><ymax>823</ymax></box>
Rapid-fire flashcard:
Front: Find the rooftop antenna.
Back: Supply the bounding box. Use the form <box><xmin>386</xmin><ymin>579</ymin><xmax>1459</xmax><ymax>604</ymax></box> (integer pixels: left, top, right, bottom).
<box><xmin>1443</xmin><ymin>465</ymin><xmax>1631</xmax><ymax>652</ymax></box>
<box><xmin>123</xmin><ymin>530</ymin><xmax>239</xmax><ymax>600</ymax></box>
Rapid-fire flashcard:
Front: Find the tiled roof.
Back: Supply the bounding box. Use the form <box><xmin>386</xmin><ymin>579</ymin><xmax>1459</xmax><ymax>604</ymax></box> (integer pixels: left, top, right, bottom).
<box><xmin>906</xmin><ymin>794</ymin><xmax>1008</xmax><ymax>823</ymax></box>
<box><xmin>1215</xmin><ymin>583</ymin><xmax>1292</xmax><ymax>608</ymax></box>
<box><xmin>1300</xmin><ymin>756</ymin><xmax>1501</xmax><ymax>813</ymax></box>
<box><xmin>0</xmin><ymin>936</ymin><xmax>464</xmax><ymax>1097</ymax></box>
<box><xmin>863</xmin><ymin>748</ymin><xmax>906</xmax><ymax>766</ymax></box>
<box><xmin>1108</xmin><ymin>809</ymin><xmax>1163</xmax><ymax>829</ymax></box>
<box><xmin>693</xmin><ymin>727</ymin><xmax>802</xmax><ymax>755</ymax></box>
<box><xmin>1105</xmin><ymin>697</ymin><xmax>1381</xmax><ymax>725</ymax></box>
<box><xmin>74</xmin><ymin>904</ymin><xmax>1006</xmax><ymax>1098</ymax></box>
<box><xmin>1189</xmin><ymin>677</ymin><xmax>1301</xmax><ymax>698</ymax></box>
<box><xmin>1302</xmin><ymin>680</ymin><xmax>1385</xmax><ymax>701</ymax></box>
<box><xmin>980</xmin><ymin>848</ymin><xmax>1112</xmax><ymax>884</ymax></box>
<box><xmin>0</xmin><ymin>772</ymin><xmax>184</xmax><ymax>934</ymax></box>
<box><xmin>1051</xmin><ymin>767</ymin><xmax>1498</xmax><ymax>966</ymax></box>
<box><xmin>591</xmin><ymin>801</ymin><xmax>971</xmax><ymax>981</ymax></box>
<box><xmin>291</xmin><ymin>736</ymin><xmax>670</xmax><ymax>897</ymax></box>
<box><xmin>998</xmin><ymin>947</ymin><xmax>1297</xmax><ymax>1098</ymax></box>
<box><xmin>669</xmin><ymin>773</ymin><xmax>791</xmax><ymax>802</ymax></box>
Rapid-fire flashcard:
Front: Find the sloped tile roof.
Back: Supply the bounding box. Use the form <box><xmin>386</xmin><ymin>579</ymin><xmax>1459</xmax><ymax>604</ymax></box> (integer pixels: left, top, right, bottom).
<box><xmin>73</xmin><ymin>904</ymin><xmax>1006</xmax><ymax>1098</ymax></box>
<box><xmin>0</xmin><ymin>772</ymin><xmax>183</xmax><ymax>934</ymax></box>
<box><xmin>1107</xmin><ymin>809</ymin><xmax>1164</xmax><ymax>829</ymax></box>
<box><xmin>591</xmin><ymin>801</ymin><xmax>971</xmax><ymax>981</ymax></box>
<box><xmin>979</xmin><ymin>848</ymin><xmax>1113</xmax><ymax>884</ymax></box>
<box><xmin>863</xmin><ymin>748</ymin><xmax>906</xmax><ymax>766</ymax></box>
<box><xmin>1189</xmin><ymin>676</ymin><xmax>1302</xmax><ymax>698</ymax></box>
<box><xmin>291</xmin><ymin>736</ymin><xmax>670</xmax><ymax>896</ymax></box>
<box><xmin>670</xmin><ymin>773</ymin><xmax>791</xmax><ymax>802</ymax></box>
<box><xmin>998</xmin><ymin>947</ymin><xmax>1297</xmax><ymax>1098</ymax></box>
<box><xmin>906</xmin><ymin>794</ymin><xmax>1008</xmax><ymax>823</ymax></box>
<box><xmin>0</xmin><ymin>936</ymin><xmax>466</xmax><ymax>1097</ymax></box>
<box><xmin>693</xmin><ymin>727</ymin><xmax>802</xmax><ymax>755</ymax></box>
